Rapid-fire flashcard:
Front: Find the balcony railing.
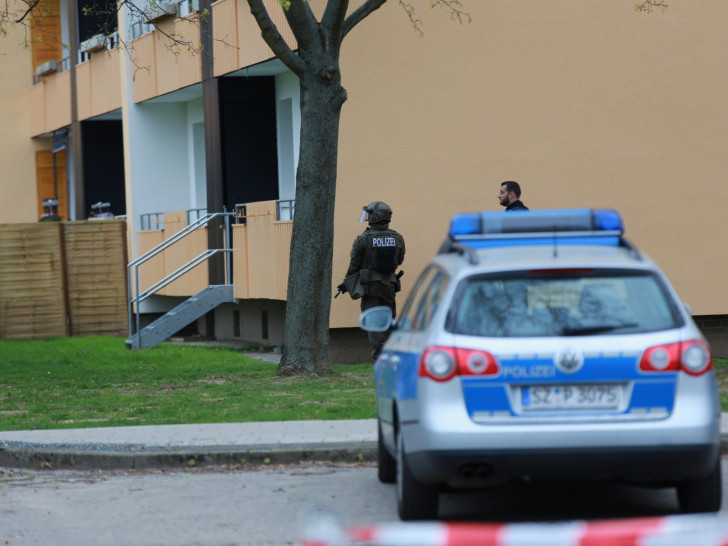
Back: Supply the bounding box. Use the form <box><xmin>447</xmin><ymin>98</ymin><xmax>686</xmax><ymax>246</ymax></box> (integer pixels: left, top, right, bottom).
<box><xmin>140</xmin><ymin>212</ymin><xmax>165</xmax><ymax>231</ymax></box>
<box><xmin>277</xmin><ymin>199</ymin><xmax>295</xmax><ymax>221</ymax></box>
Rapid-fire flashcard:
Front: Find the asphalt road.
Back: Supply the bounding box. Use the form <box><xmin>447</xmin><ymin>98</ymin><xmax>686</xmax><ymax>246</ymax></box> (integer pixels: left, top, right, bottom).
<box><xmin>1</xmin><ymin>459</ymin><xmax>727</xmax><ymax>546</ymax></box>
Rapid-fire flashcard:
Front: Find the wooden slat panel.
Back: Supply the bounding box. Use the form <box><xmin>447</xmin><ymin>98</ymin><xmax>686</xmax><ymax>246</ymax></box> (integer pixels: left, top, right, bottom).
<box><xmin>0</xmin><ymin>223</ymin><xmax>66</xmax><ymax>339</ymax></box>
<box><xmin>137</xmin><ymin>229</ymin><xmax>165</xmax><ymax>296</ymax></box>
<box><xmin>232</xmin><ymin>224</ymin><xmax>248</xmax><ymax>299</ymax></box>
<box><xmin>88</xmin><ymin>48</ymin><xmax>123</xmax><ymax>118</ymax></box>
<box><xmin>274</xmin><ymin>221</ymin><xmax>292</xmax><ymax>300</ymax></box>
<box><xmin>237</xmin><ymin>0</ymin><xmax>291</xmax><ymax>69</ymax></box>
<box><xmin>0</xmin><ymin>221</ymin><xmax>129</xmax><ymax>340</ymax></box>
<box><xmin>175</xmin><ymin>17</ymin><xmax>202</xmax><ymax>88</ymax></box>
<box><xmin>131</xmin><ymin>34</ymin><xmax>158</xmax><ymax>103</ymax></box>
<box><xmin>154</xmin><ymin>18</ymin><xmax>203</xmax><ymax>97</ymax></box>
<box><xmin>213</xmin><ymin>0</ymin><xmax>239</xmax><ymax>77</ymax></box>
<box><xmin>63</xmin><ymin>220</ymin><xmax>128</xmax><ymax>337</ymax></box>
<box><xmin>44</xmin><ymin>70</ymin><xmax>71</xmax><ymax>132</ymax></box>
<box><xmin>244</xmin><ymin>200</ymin><xmax>279</xmax><ymax>299</ymax></box>
<box><xmin>163</xmin><ymin>226</ymin><xmax>208</xmax><ymax>296</ymax></box>
<box><xmin>76</xmin><ymin>61</ymin><xmax>93</xmax><ymax>120</ymax></box>
<box><xmin>160</xmin><ymin>210</ymin><xmax>186</xmax><ymax>294</ymax></box>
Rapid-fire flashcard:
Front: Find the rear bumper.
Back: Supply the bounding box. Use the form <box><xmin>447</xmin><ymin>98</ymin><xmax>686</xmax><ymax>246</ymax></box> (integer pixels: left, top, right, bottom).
<box><xmin>405</xmin><ymin>442</ymin><xmax>719</xmax><ymax>485</ymax></box>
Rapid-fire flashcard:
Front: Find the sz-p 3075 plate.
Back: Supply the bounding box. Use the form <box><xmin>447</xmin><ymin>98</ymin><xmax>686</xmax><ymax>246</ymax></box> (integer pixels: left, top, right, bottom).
<box><xmin>521</xmin><ymin>384</ymin><xmax>621</xmax><ymax>411</ymax></box>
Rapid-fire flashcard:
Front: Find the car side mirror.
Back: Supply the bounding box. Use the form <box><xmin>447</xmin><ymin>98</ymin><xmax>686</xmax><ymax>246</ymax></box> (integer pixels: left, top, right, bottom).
<box><xmin>359</xmin><ymin>306</ymin><xmax>395</xmax><ymax>332</ymax></box>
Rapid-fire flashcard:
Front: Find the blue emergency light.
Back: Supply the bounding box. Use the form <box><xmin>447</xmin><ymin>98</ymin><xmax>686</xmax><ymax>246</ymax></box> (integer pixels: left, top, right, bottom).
<box><xmin>448</xmin><ymin>209</ymin><xmax>626</xmax><ymax>249</ymax></box>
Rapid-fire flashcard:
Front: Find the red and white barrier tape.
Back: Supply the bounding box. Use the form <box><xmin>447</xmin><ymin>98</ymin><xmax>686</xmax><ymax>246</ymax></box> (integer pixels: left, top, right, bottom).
<box><xmin>302</xmin><ymin>514</ymin><xmax>728</xmax><ymax>546</ymax></box>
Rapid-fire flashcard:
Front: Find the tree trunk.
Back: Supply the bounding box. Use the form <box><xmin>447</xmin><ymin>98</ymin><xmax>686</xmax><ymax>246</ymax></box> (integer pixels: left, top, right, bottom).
<box><xmin>276</xmin><ymin>62</ymin><xmax>347</xmax><ymax>376</ymax></box>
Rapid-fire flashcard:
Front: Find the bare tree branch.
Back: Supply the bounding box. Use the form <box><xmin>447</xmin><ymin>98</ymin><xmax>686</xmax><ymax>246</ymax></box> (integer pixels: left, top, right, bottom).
<box><xmin>280</xmin><ymin>0</ymin><xmax>317</xmax><ymax>51</ymax></box>
<box><xmin>320</xmin><ymin>0</ymin><xmax>349</xmax><ymax>48</ymax></box>
<box><xmin>247</xmin><ymin>0</ymin><xmax>304</xmax><ymax>75</ymax></box>
<box><xmin>635</xmin><ymin>1</ymin><xmax>668</xmax><ymax>13</ymax></box>
<box><xmin>395</xmin><ymin>0</ymin><xmax>470</xmax><ymax>36</ymax></box>
<box><xmin>15</xmin><ymin>0</ymin><xmax>39</xmax><ymax>23</ymax></box>
<box><xmin>432</xmin><ymin>0</ymin><xmax>470</xmax><ymax>24</ymax></box>
<box><xmin>342</xmin><ymin>0</ymin><xmax>386</xmax><ymax>39</ymax></box>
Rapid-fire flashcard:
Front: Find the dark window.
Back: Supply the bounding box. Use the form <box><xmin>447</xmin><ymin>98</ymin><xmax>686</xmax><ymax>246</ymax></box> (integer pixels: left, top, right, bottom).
<box><xmin>78</xmin><ymin>0</ymin><xmax>118</xmax><ymax>42</ymax></box>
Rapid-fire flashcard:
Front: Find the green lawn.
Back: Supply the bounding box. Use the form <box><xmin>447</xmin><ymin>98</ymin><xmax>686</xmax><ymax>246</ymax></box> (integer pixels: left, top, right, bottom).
<box><xmin>1</xmin><ymin>337</ymin><xmax>726</xmax><ymax>432</ymax></box>
<box><xmin>0</xmin><ymin>336</ymin><xmax>376</xmax><ymax>431</ymax></box>
<box><xmin>713</xmin><ymin>358</ymin><xmax>728</xmax><ymax>411</ymax></box>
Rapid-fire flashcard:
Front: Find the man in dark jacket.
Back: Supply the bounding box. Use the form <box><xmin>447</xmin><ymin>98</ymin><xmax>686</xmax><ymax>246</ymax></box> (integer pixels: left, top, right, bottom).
<box><xmin>498</xmin><ymin>180</ymin><xmax>529</xmax><ymax>211</ymax></box>
<box><xmin>337</xmin><ymin>201</ymin><xmax>405</xmax><ymax>361</ymax></box>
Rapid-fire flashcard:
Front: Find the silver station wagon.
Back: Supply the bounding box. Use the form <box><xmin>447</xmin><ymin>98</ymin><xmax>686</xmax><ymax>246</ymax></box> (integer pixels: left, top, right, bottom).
<box><xmin>360</xmin><ymin>209</ymin><xmax>721</xmax><ymax>521</ymax></box>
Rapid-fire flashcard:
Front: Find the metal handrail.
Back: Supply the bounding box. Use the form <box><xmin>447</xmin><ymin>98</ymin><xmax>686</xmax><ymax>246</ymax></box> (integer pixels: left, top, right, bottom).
<box><xmin>127</xmin><ymin>212</ymin><xmax>234</xmax><ymax>344</ymax></box>
<box><xmin>134</xmin><ymin>248</ymin><xmax>230</xmax><ymax>304</ymax></box>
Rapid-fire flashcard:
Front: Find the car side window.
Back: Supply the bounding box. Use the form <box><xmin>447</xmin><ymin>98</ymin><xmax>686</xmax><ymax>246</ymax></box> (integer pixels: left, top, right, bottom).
<box><xmin>398</xmin><ymin>267</ymin><xmax>449</xmax><ymax>332</ymax></box>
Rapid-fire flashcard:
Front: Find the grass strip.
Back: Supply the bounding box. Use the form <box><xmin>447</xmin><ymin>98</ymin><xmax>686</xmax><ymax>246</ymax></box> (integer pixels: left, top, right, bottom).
<box><xmin>0</xmin><ymin>336</ymin><xmax>376</xmax><ymax>431</ymax></box>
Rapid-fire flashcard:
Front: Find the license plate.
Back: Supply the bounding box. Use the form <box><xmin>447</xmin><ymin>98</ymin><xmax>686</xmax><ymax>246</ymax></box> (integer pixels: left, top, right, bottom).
<box><xmin>521</xmin><ymin>384</ymin><xmax>621</xmax><ymax>411</ymax></box>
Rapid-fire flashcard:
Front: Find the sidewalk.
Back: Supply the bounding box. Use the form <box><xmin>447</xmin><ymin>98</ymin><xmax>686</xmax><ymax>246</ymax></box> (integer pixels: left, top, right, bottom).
<box><xmin>0</xmin><ymin>419</ymin><xmax>378</xmax><ymax>470</ymax></box>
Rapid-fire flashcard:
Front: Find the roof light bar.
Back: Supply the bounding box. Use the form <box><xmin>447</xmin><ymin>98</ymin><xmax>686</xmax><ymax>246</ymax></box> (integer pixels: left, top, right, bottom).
<box><xmin>448</xmin><ymin>209</ymin><xmax>625</xmax><ymax>249</ymax></box>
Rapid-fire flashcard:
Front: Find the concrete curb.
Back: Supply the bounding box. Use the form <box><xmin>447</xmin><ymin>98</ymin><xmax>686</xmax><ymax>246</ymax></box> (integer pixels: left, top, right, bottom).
<box><xmin>0</xmin><ymin>443</ymin><xmax>377</xmax><ymax>470</ymax></box>
<box><xmin>0</xmin><ymin>442</ymin><xmax>377</xmax><ymax>471</ymax></box>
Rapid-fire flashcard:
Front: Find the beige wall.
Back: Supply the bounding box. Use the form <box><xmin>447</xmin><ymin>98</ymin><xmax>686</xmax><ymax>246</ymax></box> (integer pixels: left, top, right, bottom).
<box><xmin>329</xmin><ymin>0</ymin><xmax>728</xmax><ymax>325</ymax></box>
<box><xmin>0</xmin><ymin>9</ymin><xmax>47</xmax><ymax>223</ymax></box>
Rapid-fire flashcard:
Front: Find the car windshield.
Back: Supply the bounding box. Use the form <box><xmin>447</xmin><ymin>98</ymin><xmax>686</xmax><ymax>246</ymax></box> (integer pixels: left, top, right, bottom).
<box><xmin>446</xmin><ymin>269</ymin><xmax>684</xmax><ymax>337</ymax></box>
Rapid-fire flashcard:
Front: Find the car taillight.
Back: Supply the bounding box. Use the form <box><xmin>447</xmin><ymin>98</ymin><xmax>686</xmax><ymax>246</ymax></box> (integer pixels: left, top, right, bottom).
<box><xmin>639</xmin><ymin>340</ymin><xmax>712</xmax><ymax>376</ymax></box>
<box><xmin>419</xmin><ymin>346</ymin><xmax>499</xmax><ymax>382</ymax></box>
<box><xmin>681</xmin><ymin>341</ymin><xmax>712</xmax><ymax>375</ymax></box>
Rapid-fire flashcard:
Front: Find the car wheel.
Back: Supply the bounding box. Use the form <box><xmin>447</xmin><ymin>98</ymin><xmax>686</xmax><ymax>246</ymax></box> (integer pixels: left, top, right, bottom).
<box><xmin>677</xmin><ymin>458</ymin><xmax>722</xmax><ymax>514</ymax></box>
<box><xmin>396</xmin><ymin>429</ymin><xmax>439</xmax><ymax>520</ymax></box>
<box><xmin>378</xmin><ymin>420</ymin><xmax>396</xmax><ymax>483</ymax></box>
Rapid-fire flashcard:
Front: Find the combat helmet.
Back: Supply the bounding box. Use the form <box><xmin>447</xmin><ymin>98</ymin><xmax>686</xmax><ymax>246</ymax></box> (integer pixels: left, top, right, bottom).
<box><xmin>363</xmin><ymin>201</ymin><xmax>392</xmax><ymax>225</ymax></box>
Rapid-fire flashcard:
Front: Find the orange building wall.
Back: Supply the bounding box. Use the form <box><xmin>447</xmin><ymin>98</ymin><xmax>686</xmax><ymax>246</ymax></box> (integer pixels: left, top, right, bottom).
<box><xmin>328</xmin><ymin>0</ymin><xmax>728</xmax><ymax>324</ymax></box>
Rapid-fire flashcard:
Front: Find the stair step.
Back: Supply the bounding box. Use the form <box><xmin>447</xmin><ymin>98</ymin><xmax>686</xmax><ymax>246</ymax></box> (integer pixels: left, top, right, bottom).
<box><xmin>126</xmin><ymin>285</ymin><xmax>234</xmax><ymax>350</ymax></box>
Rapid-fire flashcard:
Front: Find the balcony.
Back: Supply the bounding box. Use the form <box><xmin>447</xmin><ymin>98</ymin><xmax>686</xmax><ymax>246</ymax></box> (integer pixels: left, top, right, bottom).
<box><xmin>130</xmin><ymin>14</ymin><xmax>202</xmax><ymax>102</ymax></box>
<box><xmin>136</xmin><ymin>200</ymin><xmax>292</xmax><ymax>301</ymax></box>
<box><xmin>29</xmin><ymin>33</ymin><xmax>123</xmax><ymax>137</ymax></box>
<box><xmin>211</xmin><ymin>0</ymin><xmax>297</xmax><ymax>77</ymax></box>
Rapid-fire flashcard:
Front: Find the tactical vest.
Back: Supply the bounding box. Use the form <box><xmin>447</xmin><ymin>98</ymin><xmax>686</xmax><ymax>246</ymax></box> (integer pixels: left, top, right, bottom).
<box><xmin>362</xmin><ymin>229</ymin><xmax>403</xmax><ymax>276</ymax></box>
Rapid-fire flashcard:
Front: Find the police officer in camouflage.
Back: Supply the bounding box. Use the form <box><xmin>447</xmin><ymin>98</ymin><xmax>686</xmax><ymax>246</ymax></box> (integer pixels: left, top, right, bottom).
<box><xmin>338</xmin><ymin>201</ymin><xmax>405</xmax><ymax>361</ymax></box>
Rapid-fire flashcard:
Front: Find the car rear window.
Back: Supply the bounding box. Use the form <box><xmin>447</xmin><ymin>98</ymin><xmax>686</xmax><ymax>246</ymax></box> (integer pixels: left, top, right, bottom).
<box><xmin>446</xmin><ymin>269</ymin><xmax>684</xmax><ymax>337</ymax></box>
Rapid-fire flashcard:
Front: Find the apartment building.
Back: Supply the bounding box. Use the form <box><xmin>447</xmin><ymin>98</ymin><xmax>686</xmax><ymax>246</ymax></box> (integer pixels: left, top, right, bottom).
<box><xmin>2</xmin><ymin>0</ymin><xmax>728</xmax><ymax>358</ymax></box>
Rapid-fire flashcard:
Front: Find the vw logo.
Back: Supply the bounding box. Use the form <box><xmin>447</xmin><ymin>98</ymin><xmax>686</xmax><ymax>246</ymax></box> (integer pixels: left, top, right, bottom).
<box><xmin>554</xmin><ymin>348</ymin><xmax>584</xmax><ymax>373</ymax></box>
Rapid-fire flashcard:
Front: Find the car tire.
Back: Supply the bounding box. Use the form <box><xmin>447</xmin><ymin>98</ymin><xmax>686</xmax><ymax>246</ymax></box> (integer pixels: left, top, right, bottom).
<box><xmin>677</xmin><ymin>458</ymin><xmax>722</xmax><ymax>514</ymax></box>
<box><xmin>378</xmin><ymin>420</ymin><xmax>396</xmax><ymax>483</ymax></box>
<box><xmin>396</xmin><ymin>430</ymin><xmax>439</xmax><ymax>521</ymax></box>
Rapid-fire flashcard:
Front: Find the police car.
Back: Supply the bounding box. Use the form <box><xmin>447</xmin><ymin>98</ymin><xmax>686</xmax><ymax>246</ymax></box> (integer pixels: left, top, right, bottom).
<box><xmin>359</xmin><ymin>209</ymin><xmax>721</xmax><ymax>521</ymax></box>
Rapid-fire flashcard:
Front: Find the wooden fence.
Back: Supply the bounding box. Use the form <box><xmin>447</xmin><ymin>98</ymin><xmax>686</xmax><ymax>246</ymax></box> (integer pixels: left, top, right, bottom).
<box><xmin>0</xmin><ymin>220</ymin><xmax>128</xmax><ymax>339</ymax></box>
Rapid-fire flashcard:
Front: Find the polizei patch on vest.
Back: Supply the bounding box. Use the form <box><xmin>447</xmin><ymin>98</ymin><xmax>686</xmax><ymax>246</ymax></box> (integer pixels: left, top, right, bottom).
<box><xmin>372</xmin><ymin>237</ymin><xmax>397</xmax><ymax>247</ymax></box>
